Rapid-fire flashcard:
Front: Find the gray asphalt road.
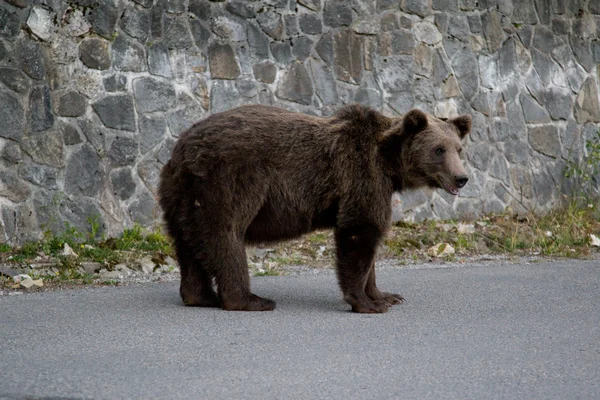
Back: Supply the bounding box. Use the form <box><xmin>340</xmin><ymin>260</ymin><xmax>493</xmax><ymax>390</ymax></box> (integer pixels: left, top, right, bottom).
<box><xmin>1</xmin><ymin>259</ymin><xmax>599</xmax><ymax>400</ymax></box>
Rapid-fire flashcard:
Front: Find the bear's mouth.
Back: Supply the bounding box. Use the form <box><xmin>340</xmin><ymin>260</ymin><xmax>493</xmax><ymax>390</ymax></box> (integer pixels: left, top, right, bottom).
<box><xmin>438</xmin><ymin>179</ymin><xmax>460</xmax><ymax>196</ymax></box>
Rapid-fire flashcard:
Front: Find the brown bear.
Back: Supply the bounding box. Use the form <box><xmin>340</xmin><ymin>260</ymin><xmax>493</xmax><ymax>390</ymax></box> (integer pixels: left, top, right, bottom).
<box><xmin>158</xmin><ymin>104</ymin><xmax>471</xmax><ymax>313</ymax></box>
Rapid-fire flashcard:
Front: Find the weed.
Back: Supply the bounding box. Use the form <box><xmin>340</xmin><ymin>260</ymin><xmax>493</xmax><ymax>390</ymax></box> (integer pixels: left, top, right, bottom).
<box><xmin>564</xmin><ymin>128</ymin><xmax>600</xmax><ymax>199</ymax></box>
<box><xmin>308</xmin><ymin>232</ymin><xmax>328</xmax><ymax>244</ymax></box>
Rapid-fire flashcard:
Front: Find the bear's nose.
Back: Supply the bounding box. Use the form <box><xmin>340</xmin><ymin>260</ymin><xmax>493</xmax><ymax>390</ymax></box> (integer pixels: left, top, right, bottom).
<box><xmin>455</xmin><ymin>175</ymin><xmax>468</xmax><ymax>188</ymax></box>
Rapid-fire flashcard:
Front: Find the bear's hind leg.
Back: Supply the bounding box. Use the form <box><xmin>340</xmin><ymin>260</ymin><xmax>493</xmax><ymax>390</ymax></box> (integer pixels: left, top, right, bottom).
<box><xmin>176</xmin><ymin>241</ymin><xmax>221</xmax><ymax>308</ymax></box>
<box><xmin>365</xmin><ymin>262</ymin><xmax>404</xmax><ymax>305</ymax></box>
<box><xmin>210</xmin><ymin>234</ymin><xmax>276</xmax><ymax>311</ymax></box>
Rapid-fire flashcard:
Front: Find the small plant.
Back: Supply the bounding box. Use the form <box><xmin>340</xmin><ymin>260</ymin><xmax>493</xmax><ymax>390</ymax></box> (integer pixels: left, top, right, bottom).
<box><xmin>308</xmin><ymin>232</ymin><xmax>328</xmax><ymax>244</ymax></box>
<box><xmin>564</xmin><ymin>128</ymin><xmax>600</xmax><ymax>199</ymax></box>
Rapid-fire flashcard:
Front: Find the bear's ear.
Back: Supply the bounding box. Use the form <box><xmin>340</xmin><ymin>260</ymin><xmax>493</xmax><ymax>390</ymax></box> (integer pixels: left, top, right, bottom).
<box><xmin>402</xmin><ymin>109</ymin><xmax>428</xmax><ymax>133</ymax></box>
<box><xmin>450</xmin><ymin>115</ymin><xmax>472</xmax><ymax>139</ymax></box>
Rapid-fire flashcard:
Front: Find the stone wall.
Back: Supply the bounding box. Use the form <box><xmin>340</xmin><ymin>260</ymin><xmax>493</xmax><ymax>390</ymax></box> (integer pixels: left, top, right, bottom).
<box><xmin>1</xmin><ymin>0</ymin><xmax>600</xmax><ymax>244</ymax></box>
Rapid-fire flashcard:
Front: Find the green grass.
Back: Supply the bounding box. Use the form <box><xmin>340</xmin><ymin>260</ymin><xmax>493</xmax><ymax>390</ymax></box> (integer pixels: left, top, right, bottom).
<box><xmin>384</xmin><ymin>200</ymin><xmax>600</xmax><ymax>260</ymax></box>
<box><xmin>254</xmin><ymin>269</ymin><xmax>281</xmax><ymax>277</ymax></box>
<box><xmin>308</xmin><ymin>232</ymin><xmax>329</xmax><ymax>244</ymax></box>
<box><xmin>0</xmin><ymin>222</ymin><xmax>174</xmax><ymax>287</ymax></box>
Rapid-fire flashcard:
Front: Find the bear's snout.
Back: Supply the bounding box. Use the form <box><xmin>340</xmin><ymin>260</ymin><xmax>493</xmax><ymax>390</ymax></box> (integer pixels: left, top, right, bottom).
<box><xmin>455</xmin><ymin>175</ymin><xmax>469</xmax><ymax>188</ymax></box>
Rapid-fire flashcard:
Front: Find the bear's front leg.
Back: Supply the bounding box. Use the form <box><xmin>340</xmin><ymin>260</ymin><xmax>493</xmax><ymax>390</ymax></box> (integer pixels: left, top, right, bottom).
<box><xmin>365</xmin><ymin>261</ymin><xmax>405</xmax><ymax>305</ymax></box>
<box><xmin>335</xmin><ymin>225</ymin><xmax>391</xmax><ymax>313</ymax></box>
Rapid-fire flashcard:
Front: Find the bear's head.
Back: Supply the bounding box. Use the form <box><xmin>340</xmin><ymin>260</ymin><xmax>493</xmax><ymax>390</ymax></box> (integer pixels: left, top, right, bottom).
<box><xmin>380</xmin><ymin>109</ymin><xmax>472</xmax><ymax>195</ymax></box>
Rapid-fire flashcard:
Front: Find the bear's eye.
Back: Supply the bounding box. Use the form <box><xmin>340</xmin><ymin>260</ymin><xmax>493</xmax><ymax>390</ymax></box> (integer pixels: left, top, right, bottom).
<box><xmin>435</xmin><ymin>147</ymin><xmax>445</xmax><ymax>155</ymax></box>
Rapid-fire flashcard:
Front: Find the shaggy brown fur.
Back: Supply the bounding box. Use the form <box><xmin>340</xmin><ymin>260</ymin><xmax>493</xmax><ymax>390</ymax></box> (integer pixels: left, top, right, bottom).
<box><xmin>158</xmin><ymin>104</ymin><xmax>471</xmax><ymax>313</ymax></box>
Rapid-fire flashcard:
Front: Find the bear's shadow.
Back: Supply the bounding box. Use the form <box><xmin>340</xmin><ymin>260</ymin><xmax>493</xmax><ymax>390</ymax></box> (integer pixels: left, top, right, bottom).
<box><xmin>159</xmin><ymin>287</ymin><xmax>348</xmax><ymax>313</ymax></box>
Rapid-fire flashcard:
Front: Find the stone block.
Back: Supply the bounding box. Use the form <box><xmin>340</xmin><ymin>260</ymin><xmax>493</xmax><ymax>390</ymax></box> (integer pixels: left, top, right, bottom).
<box><xmin>189</xmin><ymin>18</ymin><xmax>210</xmax><ymax>47</ymax></box>
<box><xmin>226</xmin><ymin>1</ymin><xmax>257</xmax><ymax>18</ymax></box>
<box><xmin>520</xmin><ymin>93</ymin><xmax>551</xmax><ymax>123</ymax></box>
<box><xmin>380</xmin><ymin>13</ymin><xmax>399</xmax><ymax>31</ymax></box>
<box><xmin>1</xmin><ymin>142</ymin><xmax>22</xmax><ymax>164</ymax></box>
<box><xmin>379</xmin><ymin>55</ymin><xmax>413</xmax><ymax>93</ymax></box>
<box><xmin>89</xmin><ymin>1</ymin><xmax>120</xmax><ymax>39</ymax></box>
<box><xmin>137</xmin><ymin>159</ymin><xmax>162</xmax><ymax>195</ymax></box>
<box><xmin>481</xmin><ymin>11</ymin><xmax>503</xmax><ymax>52</ymax></box>
<box><xmin>468</xmin><ymin>14</ymin><xmax>482</xmax><ymax>34</ymax></box>
<box><xmin>572</xmin><ymin>12</ymin><xmax>596</xmax><ymax>39</ymax></box>
<box><xmin>110</xmin><ymin>167</ymin><xmax>135</xmax><ymax>200</ymax></box>
<box><xmin>533</xmin><ymin>26</ymin><xmax>557</xmax><ymax>53</ymax></box>
<box><xmin>513</xmin><ymin>1</ymin><xmax>537</xmax><ymax>24</ymax></box>
<box><xmin>570</xmin><ymin>36</ymin><xmax>594</xmax><ymax>72</ymax></box>
<box><xmin>208</xmin><ymin>42</ymin><xmax>240</xmax><ymax>79</ymax></box>
<box><xmin>285</xmin><ymin>14</ymin><xmax>299</xmax><ymax>36</ymax></box>
<box><xmin>54</xmin><ymin>91</ymin><xmax>87</xmax><ymax>117</ymax></box>
<box><xmin>18</xmin><ymin>40</ymin><xmax>46</xmax><ymax>80</ymax></box>
<box><xmin>247</xmin><ymin>22</ymin><xmax>269</xmax><ymax>59</ymax></box>
<box><xmin>139</xmin><ymin>115</ymin><xmax>167</xmax><ymax>153</ymax></box>
<box><xmin>257</xmin><ymin>9</ymin><xmax>284</xmax><ymax>39</ymax></box>
<box><xmin>121</xmin><ymin>6</ymin><xmax>150</xmax><ymax>42</ymax></box>
<box><xmin>112</xmin><ymin>34</ymin><xmax>147</xmax><ymax>72</ymax></box>
<box><xmin>292</xmin><ymin>36</ymin><xmax>313</xmax><ymax>60</ymax></box>
<box><xmin>21</xmin><ymin>129</ymin><xmax>65</xmax><ymax>168</ymax></box>
<box><xmin>309</xmin><ymin>59</ymin><xmax>338</xmax><ymax>106</ymax></box>
<box><xmin>355</xmin><ymin>88</ymin><xmax>382</xmax><ymax>110</ymax></box>
<box><xmin>27</xmin><ymin>6</ymin><xmax>55</xmax><ymax>41</ymax></box>
<box><xmin>109</xmin><ymin>137</ymin><xmax>138</xmax><ymax>167</ymax></box>
<box><xmin>128</xmin><ymin>190</ymin><xmax>157</xmax><ymax>226</ymax></box>
<box><xmin>210</xmin><ymin>80</ymin><xmax>243</xmax><ymax>114</ymax></box>
<box><xmin>333</xmin><ymin>28</ymin><xmax>363</xmax><ymax>84</ymax></box>
<box><xmin>147</xmin><ymin>43</ymin><xmax>173</xmax><ymax>78</ymax></box>
<box><xmin>79</xmin><ymin>37</ymin><xmax>110</xmax><ymax>70</ymax></box>
<box><xmin>276</xmin><ymin>61</ymin><xmax>314</xmax><ymax>105</ymax></box>
<box><xmin>377</xmin><ymin>0</ymin><xmax>399</xmax><ymax>11</ymax></box>
<box><xmin>447</xmin><ymin>14</ymin><xmax>470</xmax><ymax>41</ymax></box>
<box><xmin>103</xmin><ymin>74</ymin><xmax>127</xmax><ymax>92</ymax></box>
<box><xmin>432</xmin><ymin>0</ymin><xmax>459</xmax><ymax>11</ymax></box>
<box><xmin>19</xmin><ymin>163</ymin><xmax>58</xmax><ymax>190</ymax></box>
<box><xmin>299</xmin><ymin>14</ymin><xmax>322</xmax><ymax>35</ymax></box>
<box><xmin>253</xmin><ymin>61</ymin><xmax>277</xmax><ymax>83</ymax></box>
<box><xmin>551</xmin><ymin>17</ymin><xmax>570</xmax><ymax>35</ymax></box>
<box><xmin>452</xmin><ymin>50</ymin><xmax>479</xmax><ymax>100</ymax></box>
<box><xmin>298</xmin><ymin>0</ymin><xmax>321</xmax><ymax>11</ymax></box>
<box><xmin>64</xmin><ymin>145</ymin><xmax>102</xmax><ymax>196</ymax></box>
<box><xmin>0</xmin><ymin>85</ymin><xmax>24</xmax><ymax>141</ymax></box>
<box><xmin>92</xmin><ymin>95</ymin><xmax>137</xmax><ymax>131</ymax></box>
<box><xmin>574</xmin><ymin>78</ymin><xmax>600</xmax><ymax>123</ymax></box>
<box><xmin>414</xmin><ymin>43</ymin><xmax>432</xmax><ymax>77</ymax></box>
<box><xmin>528</xmin><ymin>125</ymin><xmax>561</xmax><ymax>157</ymax></box>
<box><xmin>387</xmin><ymin>91</ymin><xmax>414</xmax><ymax>114</ymax></box>
<box><xmin>315</xmin><ymin>33</ymin><xmax>334</xmax><ymax>66</ymax></box>
<box><xmin>324</xmin><ymin>0</ymin><xmax>353</xmax><ymax>28</ymax></box>
<box><xmin>0</xmin><ymin>7</ymin><xmax>20</xmax><ymax>38</ymax></box>
<box><xmin>413</xmin><ymin>22</ymin><xmax>442</xmax><ymax>45</ymax></box>
<box><xmin>167</xmin><ymin>105</ymin><xmax>205</xmax><ymax>138</ymax></box>
<box><xmin>78</xmin><ymin>119</ymin><xmax>108</xmax><ymax>154</ymax></box>
<box><xmin>403</xmin><ymin>0</ymin><xmax>430</xmax><ymax>17</ymax></box>
<box><xmin>531</xmin><ymin>48</ymin><xmax>554</xmax><ymax>85</ymax></box>
<box><xmin>271</xmin><ymin>40</ymin><xmax>293</xmax><ymax>64</ymax></box>
<box><xmin>133</xmin><ymin>77</ymin><xmax>177</xmax><ymax>113</ymax></box>
<box><xmin>62</xmin><ymin>123</ymin><xmax>82</xmax><ymax>146</ymax></box>
<box><xmin>29</xmin><ymin>85</ymin><xmax>54</xmax><ymax>132</ymax></box>
<box><xmin>0</xmin><ymin>169</ymin><xmax>31</xmax><ymax>202</ymax></box>
<box><xmin>163</xmin><ymin>15</ymin><xmax>194</xmax><ymax>48</ymax></box>
<box><xmin>542</xmin><ymin>88</ymin><xmax>572</xmax><ymax>120</ymax></box>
